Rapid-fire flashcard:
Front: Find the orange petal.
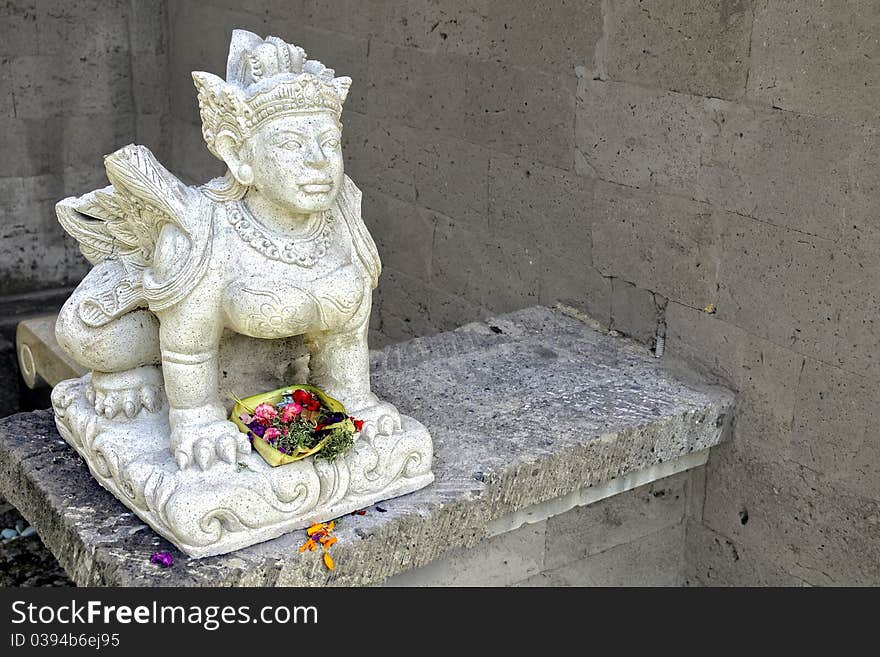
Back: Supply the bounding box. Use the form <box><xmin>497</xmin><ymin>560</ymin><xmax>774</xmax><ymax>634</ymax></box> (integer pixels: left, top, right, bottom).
<box><xmin>299</xmin><ymin>539</ymin><xmax>315</xmax><ymax>553</ymax></box>
<box><xmin>323</xmin><ymin>553</ymin><xmax>334</xmax><ymax>570</ymax></box>
<box><xmin>307</xmin><ymin>523</ymin><xmax>325</xmax><ymax>536</ymax></box>
<box><xmin>309</xmin><ymin>541</ymin><xmax>317</xmax><ymax>551</ymax></box>
<box><xmin>327</xmin><ymin>521</ymin><xmax>335</xmax><ymax>531</ymax></box>
<box><xmin>322</xmin><ymin>536</ymin><xmax>338</xmax><ymax>550</ymax></box>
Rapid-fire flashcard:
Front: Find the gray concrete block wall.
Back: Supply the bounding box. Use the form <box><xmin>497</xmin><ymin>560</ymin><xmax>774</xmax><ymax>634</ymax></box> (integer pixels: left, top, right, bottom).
<box><xmin>165</xmin><ymin>1</ymin><xmax>880</xmax><ymax>585</ymax></box>
<box><xmin>0</xmin><ymin>0</ymin><xmax>170</xmax><ymax>415</ymax></box>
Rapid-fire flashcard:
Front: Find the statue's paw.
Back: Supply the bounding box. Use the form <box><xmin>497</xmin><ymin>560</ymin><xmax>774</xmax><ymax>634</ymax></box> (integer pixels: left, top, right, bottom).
<box><xmin>93</xmin><ymin>384</ymin><xmax>162</xmax><ymax>419</ymax></box>
<box><xmin>91</xmin><ymin>368</ymin><xmax>164</xmax><ymax>419</ymax></box>
<box><xmin>350</xmin><ymin>399</ymin><xmax>402</xmax><ymax>440</ymax></box>
<box><xmin>53</xmin><ymin>378</ymin><xmax>82</xmax><ymax>410</ymax></box>
<box><xmin>171</xmin><ymin>420</ymin><xmax>251</xmax><ymax>471</ymax></box>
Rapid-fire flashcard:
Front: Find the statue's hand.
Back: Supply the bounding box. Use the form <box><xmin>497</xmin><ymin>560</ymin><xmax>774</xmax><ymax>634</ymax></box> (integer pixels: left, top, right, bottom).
<box><xmin>169</xmin><ymin>405</ymin><xmax>251</xmax><ymax>471</ymax></box>
<box><xmin>348</xmin><ymin>394</ymin><xmax>402</xmax><ymax>440</ymax></box>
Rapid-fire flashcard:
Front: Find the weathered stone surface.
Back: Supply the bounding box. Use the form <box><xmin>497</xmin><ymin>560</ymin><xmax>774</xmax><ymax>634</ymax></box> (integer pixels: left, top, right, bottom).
<box><xmin>169</xmin><ymin>118</ymin><xmax>225</xmax><ymax>184</ymax></box>
<box><xmin>459</xmin><ymin>59</ymin><xmax>576</xmax><ymax>166</ymax></box>
<box><xmin>577</xmin><ymin>79</ymin><xmax>870</xmax><ymax>241</ymax></box>
<box><xmin>748</xmin><ymin>0</ymin><xmax>880</xmax><ymax>127</ymax></box>
<box><xmin>518</xmin><ymin>525</ymin><xmax>685</xmax><ymax>586</ymax></box>
<box><xmin>544</xmin><ymin>470</ymin><xmax>688</xmax><ymax>570</ymax></box>
<box><xmin>362</xmin><ymin>190</ymin><xmax>436</xmax><ymax>282</ymax></box>
<box><xmin>684</xmin><ymin>521</ymin><xmax>805</xmax><ymax>586</ymax></box>
<box><xmin>376</xmin><ymin>0</ymin><xmax>603</xmax><ymax>75</ymax></box>
<box><xmin>0</xmin><ymin>306</ymin><xmax>732</xmax><ymax>585</ymax></box>
<box><xmin>576</xmin><ymin>79</ymin><xmax>707</xmax><ymax>196</ymax></box>
<box><xmin>0</xmin><ymin>118</ymin><xmax>50</xmax><ymax>178</ymax></box>
<box><xmin>538</xmin><ymin>254</ymin><xmax>611</xmax><ymax>327</ymax></box>
<box><xmin>363</xmin><ymin>122</ymin><xmax>491</xmax><ymax>229</ymax></box>
<box><xmin>368</xmin><ymin>43</ymin><xmax>576</xmax><ymax>166</ymax></box>
<box><xmin>385</xmin><ymin>519</ymin><xmax>547</xmax><ymax>586</ymax></box>
<box><xmin>603</xmin><ymin>0</ymin><xmax>754</xmax><ymax>100</ymax></box>
<box><xmin>665</xmin><ymin>302</ymin><xmax>803</xmax><ymax>455</ymax></box>
<box><xmin>431</xmin><ymin>218</ymin><xmax>541</xmax><ymax>314</ymax></box>
<box><xmin>716</xmin><ymin>215</ymin><xmax>880</xmax><ymax>380</ymax></box>
<box><xmin>374</xmin><ymin>267</ymin><xmax>488</xmax><ymax>341</ymax></box>
<box><xmin>0</xmin><ymin>1</ymin><xmax>39</xmax><ymax>57</ymax></box>
<box><xmin>792</xmin><ymin>360</ymin><xmax>880</xmax><ymax>501</ymax></box>
<box><xmin>483</xmin><ymin>0</ymin><xmax>603</xmax><ymax>74</ymax></box>
<box><xmin>610</xmin><ymin>279</ymin><xmax>658</xmax><ymax>343</ymax></box>
<box><xmin>702</xmin><ymin>441</ymin><xmax>880</xmax><ymax>586</ymax></box>
<box><xmin>700</xmin><ymin>103</ymin><xmax>859</xmax><ymax>240</ymax></box>
<box><xmin>488</xmin><ymin>155</ymin><xmax>594</xmax><ymax>264</ymax></box>
<box><xmin>592</xmin><ymin>182</ymin><xmax>721</xmax><ymax>309</ymax></box>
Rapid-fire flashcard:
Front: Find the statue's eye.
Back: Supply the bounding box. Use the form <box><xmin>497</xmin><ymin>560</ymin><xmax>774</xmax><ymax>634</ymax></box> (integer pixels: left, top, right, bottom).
<box><xmin>322</xmin><ymin>137</ymin><xmax>340</xmax><ymax>149</ymax></box>
<box><xmin>280</xmin><ymin>139</ymin><xmax>302</xmax><ymax>150</ymax></box>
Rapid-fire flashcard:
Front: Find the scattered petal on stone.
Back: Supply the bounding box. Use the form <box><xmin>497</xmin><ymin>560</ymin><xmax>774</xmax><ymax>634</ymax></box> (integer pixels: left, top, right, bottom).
<box><xmin>1</xmin><ymin>528</ymin><xmax>18</xmax><ymax>540</ymax></box>
<box><xmin>20</xmin><ymin>527</ymin><xmax>36</xmax><ymax>538</ymax></box>
<box><xmin>375</xmin><ymin>506</ymin><xmax>387</xmax><ymax>513</ymax></box>
<box><xmin>352</xmin><ymin>509</ymin><xmax>367</xmax><ymax>516</ymax></box>
<box><xmin>321</xmin><ymin>536</ymin><xmax>337</xmax><ymax>550</ymax></box>
<box><xmin>323</xmin><ymin>553</ymin><xmax>334</xmax><ymax>571</ymax></box>
<box><xmin>150</xmin><ymin>551</ymin><xmax>173</xmax><ymax>568</ymax></box>
<box><xmin>702</xmin><ymin>303</ymin><xmax>716</xmax><ymax>314</ymax></box>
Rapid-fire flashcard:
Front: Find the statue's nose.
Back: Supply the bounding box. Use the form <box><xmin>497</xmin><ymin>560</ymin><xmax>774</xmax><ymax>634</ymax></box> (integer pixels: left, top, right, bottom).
<box><xmin>305</xmin><ymin>142</ymin><xmax>329</xmax><ymax>169</ymax></box>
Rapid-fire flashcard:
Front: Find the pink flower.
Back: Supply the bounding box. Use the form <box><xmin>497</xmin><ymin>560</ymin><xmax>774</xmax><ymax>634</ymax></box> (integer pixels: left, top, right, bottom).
<box><xmin>263</xmin><ymin>427</ymin><xmax>281</xmax><ymax>442</ymax></box>
<box><xmin>280</xmin><ymin>403</ymin><xmax>303</xmax><ymax>422</ymax></box>
<box><xmin>253</xmin><ymin>402</ymin><xmax>278</xmax><ymax>424</ymax></box>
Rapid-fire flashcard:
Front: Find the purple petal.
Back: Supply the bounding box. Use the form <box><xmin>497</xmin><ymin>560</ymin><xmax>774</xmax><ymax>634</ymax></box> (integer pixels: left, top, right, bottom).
<box><xmin>150</xmin><ymin>551</ymin><xmax>173</xmax><ymax>567</ymax></box>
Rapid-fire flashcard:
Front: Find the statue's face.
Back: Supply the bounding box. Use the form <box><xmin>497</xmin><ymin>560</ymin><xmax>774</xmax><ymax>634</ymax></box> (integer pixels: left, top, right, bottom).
<box><xmin>247</xmin><ymin>111</ymin><xmax>344</xmax><ymax>214</ymax></box>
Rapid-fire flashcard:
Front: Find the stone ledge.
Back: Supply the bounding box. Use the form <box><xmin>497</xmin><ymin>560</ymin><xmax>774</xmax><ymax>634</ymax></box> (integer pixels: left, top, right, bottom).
<box><xmin>0</xmin><ymin>306</ymin><xmax>733</xmax><ymax>586</ymax></box>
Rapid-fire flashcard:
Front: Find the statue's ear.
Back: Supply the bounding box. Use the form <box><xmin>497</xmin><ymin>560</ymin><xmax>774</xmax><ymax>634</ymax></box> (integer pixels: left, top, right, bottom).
<box><xmin>214</xmin><ymin>133</ymin><xmax>252</xmax><ymax>185</ymax></box>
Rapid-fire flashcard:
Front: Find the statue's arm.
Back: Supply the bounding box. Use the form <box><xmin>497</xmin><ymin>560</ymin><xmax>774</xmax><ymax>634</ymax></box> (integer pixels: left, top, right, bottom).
<box><xmin>152</xmin><ymin>232</ymin><xmax>248</xmax><ymax>470</ymax></box>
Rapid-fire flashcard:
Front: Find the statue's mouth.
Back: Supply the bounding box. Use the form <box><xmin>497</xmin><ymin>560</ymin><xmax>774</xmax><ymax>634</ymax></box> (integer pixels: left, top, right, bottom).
<box><xmin>300</xmin><ymin>182</ymin><xmax>333</xmax><ymax>193</ymax></box>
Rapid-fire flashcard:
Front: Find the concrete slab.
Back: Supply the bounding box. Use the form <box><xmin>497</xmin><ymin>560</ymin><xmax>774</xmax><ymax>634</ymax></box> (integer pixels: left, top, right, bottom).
<box><xmin>0</xmin><ymin>306</ymin><xmax>733</xmax><ymax>586</ymax></box>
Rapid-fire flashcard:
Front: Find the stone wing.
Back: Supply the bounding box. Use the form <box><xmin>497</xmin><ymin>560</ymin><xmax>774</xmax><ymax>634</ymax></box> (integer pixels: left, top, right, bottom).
<box><xmin>56</xmin><ymin>144</ymin><xmax>193</xmax><ymax>271</ymax></box>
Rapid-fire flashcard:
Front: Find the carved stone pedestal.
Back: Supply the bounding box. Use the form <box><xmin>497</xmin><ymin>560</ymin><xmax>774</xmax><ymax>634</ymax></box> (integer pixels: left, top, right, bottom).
<box><xmin>52</xmin><ymin>376</ymin><xmax>434</xmax><ymax>558</ymax></box>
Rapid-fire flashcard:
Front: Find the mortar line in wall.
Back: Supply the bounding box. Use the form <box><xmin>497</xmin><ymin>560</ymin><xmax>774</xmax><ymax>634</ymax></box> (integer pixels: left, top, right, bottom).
<box><xmin>587</xmin><ymin>74</ymin><xmax>880</xmax><ymax>133</ymax></box>
<box><xmin>586</xmin><ymin>174</ymin><xmax>837</xmax><ymax>243</ymax></box>
<box><xmin>741</xmin><ymin>0</ymin><xmax>758</xmax><ymax>100</ymax></box>
<box><xmin>665</xmin><ymin>298</ymin><xmax>880</xmax><ymax>390</ymax></box>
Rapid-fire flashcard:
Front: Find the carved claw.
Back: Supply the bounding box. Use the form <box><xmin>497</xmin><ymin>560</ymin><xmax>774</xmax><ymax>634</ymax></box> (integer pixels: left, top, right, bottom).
<box><xmin>194</xmin><ymin>440</ymin><xmax>215</xmax><ymax>471</ymax></box>
<box><xmin>89</xmin><ymin>373</ymin><xmax>164</xmax><ymax>419</ymax></box>
<box><xmin>83</xmin><ymin>377</ymin><xmax>96</xmax><ymax>405</ymax></box>
<box><xmin>171</xmin><ymin>419</ymin><xmax>251</xmax><ymax>471</ymax></box>
<box><xmin>142</xmin><ymin>386</ymin><xmax>161</xmax><ymax>413</ymax></box>
<box><xmin>377</xmin><ymin>414</ymin><xmax>395</xmax><ymax>436</ymax></box>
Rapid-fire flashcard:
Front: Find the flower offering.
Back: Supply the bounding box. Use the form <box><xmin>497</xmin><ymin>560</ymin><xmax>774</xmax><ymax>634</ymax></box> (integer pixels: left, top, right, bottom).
<box><xmin>232</xmin><ymin>385</ymin><xmax>363</xmax><ymax>467</ymax></box>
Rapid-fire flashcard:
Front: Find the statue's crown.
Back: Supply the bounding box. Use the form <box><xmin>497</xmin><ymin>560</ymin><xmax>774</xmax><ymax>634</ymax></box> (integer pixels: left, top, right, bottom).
<box><xmin>193</xmin><ymin>30</ymin><xmax>352</xmax><ymax>159</ymax></box>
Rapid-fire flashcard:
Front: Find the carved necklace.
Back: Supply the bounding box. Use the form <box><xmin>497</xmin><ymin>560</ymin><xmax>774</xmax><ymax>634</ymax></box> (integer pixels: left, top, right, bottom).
<box><xmin>226</xmin><ymin>201</ymin><xmax>334</xmax><ymax>267</ymax></box>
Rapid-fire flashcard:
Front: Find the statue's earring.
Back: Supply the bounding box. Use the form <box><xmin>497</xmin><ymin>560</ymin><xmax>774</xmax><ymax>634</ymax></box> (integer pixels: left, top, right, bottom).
<box><xmin>237</xmin><ymin>164</ymin><xmax>254</xmax><ymax>185</ymax></box>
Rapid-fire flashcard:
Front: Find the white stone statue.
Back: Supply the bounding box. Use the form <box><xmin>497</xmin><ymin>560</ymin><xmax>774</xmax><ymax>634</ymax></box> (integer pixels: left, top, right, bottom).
<box><xmin>49</xmin><ymin>30</ymin><xmax>434</xmax><ymax>558</ymax></box>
